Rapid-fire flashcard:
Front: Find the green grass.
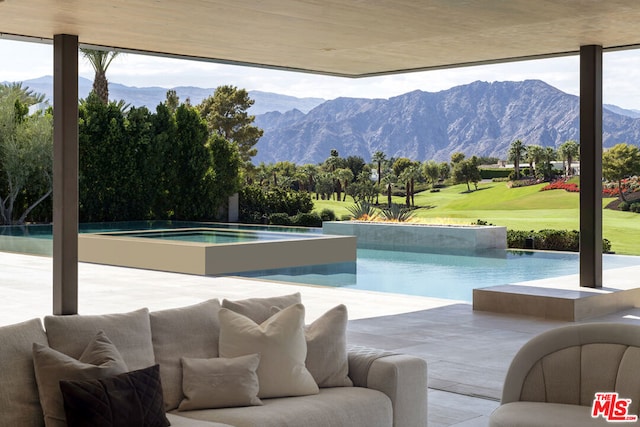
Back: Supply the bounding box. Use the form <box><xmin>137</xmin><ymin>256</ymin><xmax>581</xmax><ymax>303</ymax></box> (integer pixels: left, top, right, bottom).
<box><xmin>313</xmin><ymin>182</ymin><xmax>640</xmax><ymax>255</ymax></box>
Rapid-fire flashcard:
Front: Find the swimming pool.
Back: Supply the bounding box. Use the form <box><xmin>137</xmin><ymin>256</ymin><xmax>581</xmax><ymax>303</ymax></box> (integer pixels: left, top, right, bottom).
<box><xmin>237</xmin><ymin>248</ymin><xmax>640</xmax><ymax>302</ymax></box>
<box><xmin>117</xmin><ymin>228</ymin><xmax>320</xmax><ymax>244</ymax></box>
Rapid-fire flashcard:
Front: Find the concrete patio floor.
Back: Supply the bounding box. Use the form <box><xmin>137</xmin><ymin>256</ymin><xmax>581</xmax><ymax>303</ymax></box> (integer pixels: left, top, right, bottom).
<box><xmin>2</xmin><ymin>251</ymin><xmax>640</xmax><ymax>427</ymax></box>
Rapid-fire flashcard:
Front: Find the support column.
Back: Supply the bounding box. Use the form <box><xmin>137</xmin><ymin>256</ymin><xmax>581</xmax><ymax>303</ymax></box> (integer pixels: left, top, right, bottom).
<box><xmin>53</xmin><ymin>34</ymin><xmax>79</xmax><ymax>314</ymax></box>
<box><xmin>579</xmin><ymin>45</ymin><xmax>603</xmax><ymax>288</ymax></box>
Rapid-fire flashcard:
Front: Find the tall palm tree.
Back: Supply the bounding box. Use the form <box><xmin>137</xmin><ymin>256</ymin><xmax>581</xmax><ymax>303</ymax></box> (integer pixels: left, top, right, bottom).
<box><xmin>372</xmin><ymin>151</ymin><xmax>386</xmax><ymax>205</ymax></box>
<box><xmin>381</xmin><ymin>174</ymin><xmax>397</xmax><ymax>208</ymax></box>
<box><xmin>80</xmin><ymin>49</ymin><xmax>121</xmax><ymax>104</ymax></box>
<box><xmin>559</xmin><ymin>140</ymin><xmax>580</xmax><ymax>178</ymax></box>
<box><xmin>399</xmin><ymin>164</ymin><xmax>422</xmax><ymax>207</ymax></box>
<box><xmin>526</xmin><ymin>145</ymin><xmax>544</xmax><ymax>178</ymax></box>
<box><xmin>508</xmin><ymin>139</ymin><xmax>526</xmax><ymax>180</ymax></box>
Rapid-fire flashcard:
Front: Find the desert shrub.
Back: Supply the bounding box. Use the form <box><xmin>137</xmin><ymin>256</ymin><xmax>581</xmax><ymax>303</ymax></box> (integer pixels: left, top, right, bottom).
<box><xmin>379</xmin><ymin>203</ymin><xmax>415</xmax><ymax>222</ymax></box>
<box><xmin>291</xmin><ymin>212</ymin><xmax>322</xmax><ymax>227</ymax></box>
<box><xmin>268</xmin><ymin>212</ymin><xmax>291</xmax><ymax>225</ymax></box>
<box><xmin>319</xmin><ymin>208</ymin><xmax>336</xmax><ymax>221</ymax></box>
<box><xmin>346</xmin><ymin>201</ymin><xmax>378</xmax><ymax>221</ymax></box>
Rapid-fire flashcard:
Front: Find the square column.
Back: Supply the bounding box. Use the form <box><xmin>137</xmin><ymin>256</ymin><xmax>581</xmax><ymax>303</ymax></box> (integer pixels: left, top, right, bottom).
<box><xmin>53</xmin><ymin>34</ymin><xmax>79</xmax><ymax>314</ymax></box>
<box><xmin>579</xmin><ymin>45</ymin><xmax>603</xmax><ymax>288</ymax></box>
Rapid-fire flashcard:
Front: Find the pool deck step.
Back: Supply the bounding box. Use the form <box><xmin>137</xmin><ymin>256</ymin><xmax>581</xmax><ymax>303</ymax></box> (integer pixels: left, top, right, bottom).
<box><xmin>473</xmin><ymin>284</ymin><xmax>640</xmax><ymax>321</ymax></box>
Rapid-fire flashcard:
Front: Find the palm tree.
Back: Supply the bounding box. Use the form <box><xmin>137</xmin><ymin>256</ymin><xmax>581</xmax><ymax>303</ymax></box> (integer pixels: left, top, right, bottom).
<box><xmin>508</xmin><ymin>139</ymin><xmax>526</xmax><ymax>180</ymax></box>
<box><xmin>0</xmin><ymin>82</ymin><xmax>46</xmax><ymax>105</ymax></box>
<box><xmin>399</xmin><ymin>164</ymin><xmax>422</xmax><ymax>207</ymax></box>
<box><xmin>526</xmin><ymin>145</ymin><xmax>544</xmax><ymax>178</ymax></box>
<box><xmin>381</xmin><ymin>174</ymin><xmax>397</xmax><ymax>208</ymax></box>
<box><xmin>372</xmin><ymin>151</ymin><xmax>386</xmax><ymax>205</ymax></box>
<box><xmin>559</xmin><ymin>140</ymin><xmax>580</xmax><ymax>178</ymax></box>
<box><xmin>335</xmin><ymin>168</ymin><xmax>354</xmax><ymax>201</ymax></box>
<box><xmin>80</xmin><ymin>49</ymin><xmax>121</xmax><ymax>104</ymax></box>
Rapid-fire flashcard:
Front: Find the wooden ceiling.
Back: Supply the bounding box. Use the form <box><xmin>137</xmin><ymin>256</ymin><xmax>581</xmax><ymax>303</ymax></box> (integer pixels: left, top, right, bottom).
<box><xmin>1</xmin><ymin>0</ymin><xmax>640</xmax><ymax>77</ymax></box>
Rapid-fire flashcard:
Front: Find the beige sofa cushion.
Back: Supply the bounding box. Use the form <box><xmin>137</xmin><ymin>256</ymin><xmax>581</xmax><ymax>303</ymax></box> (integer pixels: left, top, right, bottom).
<box><xmin>0</xmin><ymin>318</ymin><xmax>48</xmax><ymax>427</ymax></box>
<box><xmin>32</xmin><ymin>331</ymin><xmax>129</xmax><ymax>427</ymax></box>
<box><xmin>219</xmin><ymin>303</ymin><xmax>319</xmax><ymax>399</ymax></box>
<box><xmin>150</xmin><ymin>299</ymin><xmax>221</xmax><ymax>410</ymax></box>
<box><xmin>171</xmin><ymin>387</ymin><xmax>393</xmax><ymax>427</ymax></box>
<box><xmin>44</xmin><ymin>308</ymin><xmax>155</xmax><ymax>371</ymax></box>
<box><xmin>179</xmin><ymin>354</ymin><xmax>262</xmax><ymax>411</ymax></box>
<box><xmin>221</xmin><ymin>292</ymin><xmax>301</xmax><ymax>324</ymax></box>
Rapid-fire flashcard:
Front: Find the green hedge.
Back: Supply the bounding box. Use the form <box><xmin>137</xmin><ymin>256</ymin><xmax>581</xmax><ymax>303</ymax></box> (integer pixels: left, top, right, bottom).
<box><xmin>480</xmin><ymin>168</ymin><xmax>512</xmax><ymax>179</ymax></box>
<box><xmin>507</xmin><ymin>229</ymin><xmax>612</xmax><ymax>253</ymax></box>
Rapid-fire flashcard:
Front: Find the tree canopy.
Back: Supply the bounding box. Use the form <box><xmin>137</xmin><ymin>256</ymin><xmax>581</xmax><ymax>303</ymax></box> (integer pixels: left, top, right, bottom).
<box><xmin>197</xmin><ymin>85</ymin><xmax>263</xmax><ymax>169</ymax></box>
<box><xmin>602</xmin><ymin>143</ymin><xmax>640</xmax><ymax>202</ymax></box>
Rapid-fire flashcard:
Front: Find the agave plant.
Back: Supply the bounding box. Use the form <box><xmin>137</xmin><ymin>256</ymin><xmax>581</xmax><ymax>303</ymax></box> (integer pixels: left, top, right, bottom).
<box><xmin>379</xmin><ymin>203</ymin><xmax>415</xmax><ymax>222</ymax></box>
<box><xmin>346</xmin><ymin>201</ymin><xmax>378</xmax><ymax>221</ymax></box>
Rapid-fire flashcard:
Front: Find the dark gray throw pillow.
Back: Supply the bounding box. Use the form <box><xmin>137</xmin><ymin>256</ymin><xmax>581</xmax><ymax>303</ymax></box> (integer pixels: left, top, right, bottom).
<box><xmin>59</xmin><ymin>364</ymin><xmax>169</xmax><ymax>427</ymax></box>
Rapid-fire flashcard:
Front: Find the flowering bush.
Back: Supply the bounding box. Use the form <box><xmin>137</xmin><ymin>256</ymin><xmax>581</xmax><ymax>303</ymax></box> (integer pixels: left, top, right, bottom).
<box><xmin>602</xmin><ymin>176</ymin><xmax>640</xmax><ymax>198</ymax></box>
<box><xmin>540</xmin><ymin>180</ymin><xmax>579</xmax><ymax>193</ymax></box>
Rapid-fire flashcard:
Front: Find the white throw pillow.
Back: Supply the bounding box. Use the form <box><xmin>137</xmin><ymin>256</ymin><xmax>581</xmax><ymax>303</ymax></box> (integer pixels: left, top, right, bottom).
<box><xmin>218</xmin><ymin>303</ymin><xmax>319</xmax><ymax>399</ymax></box>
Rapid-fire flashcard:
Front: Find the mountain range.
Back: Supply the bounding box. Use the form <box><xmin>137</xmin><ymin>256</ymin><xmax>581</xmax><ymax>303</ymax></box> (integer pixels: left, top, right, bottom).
<box><xmin>253</xmin><ymin>80</ymin><xmax>640</xmax><ymax>164</ymax></box>
<box><xmin>7</xmin><ymin>76</ymin><xmax>640</xmax><ymax>165</ymax></box>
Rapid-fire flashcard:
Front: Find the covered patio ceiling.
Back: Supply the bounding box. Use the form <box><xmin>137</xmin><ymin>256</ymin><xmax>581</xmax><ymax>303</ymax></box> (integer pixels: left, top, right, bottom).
<box><xmin>1</xmin><ymin>0</ymin><xmax>640</xmax><ymax>77</ymax></box>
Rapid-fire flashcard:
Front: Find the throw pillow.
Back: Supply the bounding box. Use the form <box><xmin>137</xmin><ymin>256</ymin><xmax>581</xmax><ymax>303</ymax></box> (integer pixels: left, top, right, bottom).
<box><xmin>304</xmin><ymin>304</ymin><xmax>354</xmax><ymax>388</ymax></box>
<box><xmin>221</xmin><ymin>292</ymin><xmax>301</xmax><ymax>324</ymax></box>
<box><xmin>59</xmin><ymin>364</ymin><xmax>169</xmax><ymax>427</ymax></box>
<box><xmin>218</xmin><ymin>303</ymin><xmax>319</xmax><ymax>398</ymax></box>
<box><xmin>44</xmin><ymin>308</ymin><xmax>155</xmax><ymax>371</ymax></box>
<box><xmin>149</xmin><ymin>299</ymin><xmax>221</xmax><ymax>410</ymax></box>
<box><xmin>178</xmin><ymin>354</ymin><xmax>262</xmax><ymax>411</ymax></box>
<box><xmin>33</xmin><ymin>331</ymin><xmax>129</xmax><ymax>427</ymax></box>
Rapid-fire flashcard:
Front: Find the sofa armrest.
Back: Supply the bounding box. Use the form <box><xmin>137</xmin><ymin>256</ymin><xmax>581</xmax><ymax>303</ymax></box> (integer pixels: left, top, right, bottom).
<box><xmin>348</xmin><ymin>347</ymin><xmax>428</xmax><ymax>427</ymax></box>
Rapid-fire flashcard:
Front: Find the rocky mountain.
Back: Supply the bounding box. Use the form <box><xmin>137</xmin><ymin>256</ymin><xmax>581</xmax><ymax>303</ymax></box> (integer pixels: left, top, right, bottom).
<box><xmin>253</xmin><ymin>80</ymin><xmax>640</xmax><ymax>164</ymax></box>
<box><xmin>11</xmin><ymin>76</ymin><xmax>325</xmax><ymax>114</ymax></box>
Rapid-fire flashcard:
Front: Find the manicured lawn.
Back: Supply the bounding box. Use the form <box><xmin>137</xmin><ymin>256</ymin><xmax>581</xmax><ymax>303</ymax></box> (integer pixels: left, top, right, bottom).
<box><xmin>313</xmin><ymin>182</ymin><xmax>640</xmax><ymax>255</ymax></box>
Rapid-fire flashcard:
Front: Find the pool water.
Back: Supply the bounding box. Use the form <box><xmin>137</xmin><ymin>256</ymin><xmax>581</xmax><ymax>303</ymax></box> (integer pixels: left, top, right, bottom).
<box><xmin>119</xmin><ymin>228</ymin><xmax>320</xmax><ymax>244</ymax></box>
<box><xmin>238</xmin><ymin>248</ymin><xmax>640</xmax><ymax>302</ymax></box>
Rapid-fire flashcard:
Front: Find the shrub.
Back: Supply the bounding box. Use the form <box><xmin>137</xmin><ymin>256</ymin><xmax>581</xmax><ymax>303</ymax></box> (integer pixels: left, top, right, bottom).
<box><xmin>239</xmin><ymin>185</ymin><xmax>313</xmax><ymax>223</ymax></box>
<box><xmin>507</xmin><ymin>229</ymin><xmax>610</xmax><ymax>253</ymax></box>
<box><xmin>429</xmin><ymin>188</ymin><xmax>440</xmax><ymax>193</ymax></box>
<box><xmin>268</xmin><ymin>212</ymin><xmax>291</xmax><ymax>225</ymax></box>
<box><xmin>319</xmin><ymin>208</ymin><xmax>336</xmax><ymax>221</ymax></box>
<box><xmin>340</xmin><ymin>214</ymin><xmax>352</xmax><ymax>221</ymax></box>
<box><xmin>379</xmin><ymin>203</ymin><xmax>415</xmax><ymax>222</ymax></box>
<box><xmin>631</xmin><ymin>202</ymin><xmax>640</xmax><ymax>213</ymax></box>
<box><xmin>619</xmin><ymin>201</ymin><xmax>630</xmax><ymax>211</ymax></box>
<box><xmin>346</xmin><ymin>201</ymin><xmax>378</xmax><ymax>221</ymax></box>
<box><xmin>540</xmin><ymin>180</ymin><xmax>579</xmax><ymax>193</ymax></box>
<box><xmin>291</xmin><ymin>212</ymin><xmax>322</xmax><ymax>227</ymax></box>
<box><xmin>492</xmin><ymin>177</ymin><xmax>510</xmax><ymax>182</ymax></box>
<box><xmin>480</xmin><ymin>168</ymin><xmax>512</xmax><ymax>180</ymax></box>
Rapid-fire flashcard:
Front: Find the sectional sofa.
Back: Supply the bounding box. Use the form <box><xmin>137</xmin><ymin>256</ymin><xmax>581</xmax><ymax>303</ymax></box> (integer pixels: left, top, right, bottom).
<box><xmin>0</xmin><ymin>293</ymin><xmax>428</xmax><ymax>427</ymax></box>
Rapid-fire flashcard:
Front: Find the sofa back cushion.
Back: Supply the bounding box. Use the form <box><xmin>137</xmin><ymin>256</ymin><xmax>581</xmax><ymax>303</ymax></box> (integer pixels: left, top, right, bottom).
<box><xmin>149</xmin><ymin>299</ymin><xmax>221</xmax><ymax>411</ymax></box>
<box><xmin>0</xmin><ymin>318</ymin><xmax>48</xmax><ymax>427</ymax></box>
<box><xmin>520</xmin><ymin>343</ymin><xmax>640</xmax><ymax>414</ymax></box>
<box><xmin>221</xmin><ymin>292</ymin><xmax>301</xmax><ymax>324</ymax></box>
<box><xmin>44</xmin><ymin>308</ymin><xmax>155</xmax><ymax>371</ymax></box>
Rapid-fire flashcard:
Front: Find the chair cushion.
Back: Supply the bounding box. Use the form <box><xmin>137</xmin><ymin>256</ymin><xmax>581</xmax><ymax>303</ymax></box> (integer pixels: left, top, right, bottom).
<box><xmin>0</xmin><ymin>318</ymin><xmax>48</xmax><ymax>427</ymax></box>
<box><xmin>44</xmin><ymin>308</ymin><xmax>155</xmax><ymax>371</ymax></box>
<box><xmin>490</xmin><ymin>401</ymin><xmax>634</xmax><ymax>427</ymax></box>
<box><xmin>149</xmin><ymin>299</ymin><xmax>221</xmax><ymax>410</ymax></box>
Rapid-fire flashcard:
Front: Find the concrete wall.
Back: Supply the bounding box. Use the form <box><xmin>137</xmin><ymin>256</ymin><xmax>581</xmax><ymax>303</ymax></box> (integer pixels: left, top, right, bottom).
<box><xmin>322</xmin><ymin>221</ymin><xmax>507</xmax><ymax>251</ymax></box>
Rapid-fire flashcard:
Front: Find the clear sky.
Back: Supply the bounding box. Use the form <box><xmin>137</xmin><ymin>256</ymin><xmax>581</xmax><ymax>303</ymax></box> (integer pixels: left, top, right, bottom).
<box><xmin>2</xmin><ymin>38</ymin><xmax>640</xmax><ymax>110</ymax></box>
